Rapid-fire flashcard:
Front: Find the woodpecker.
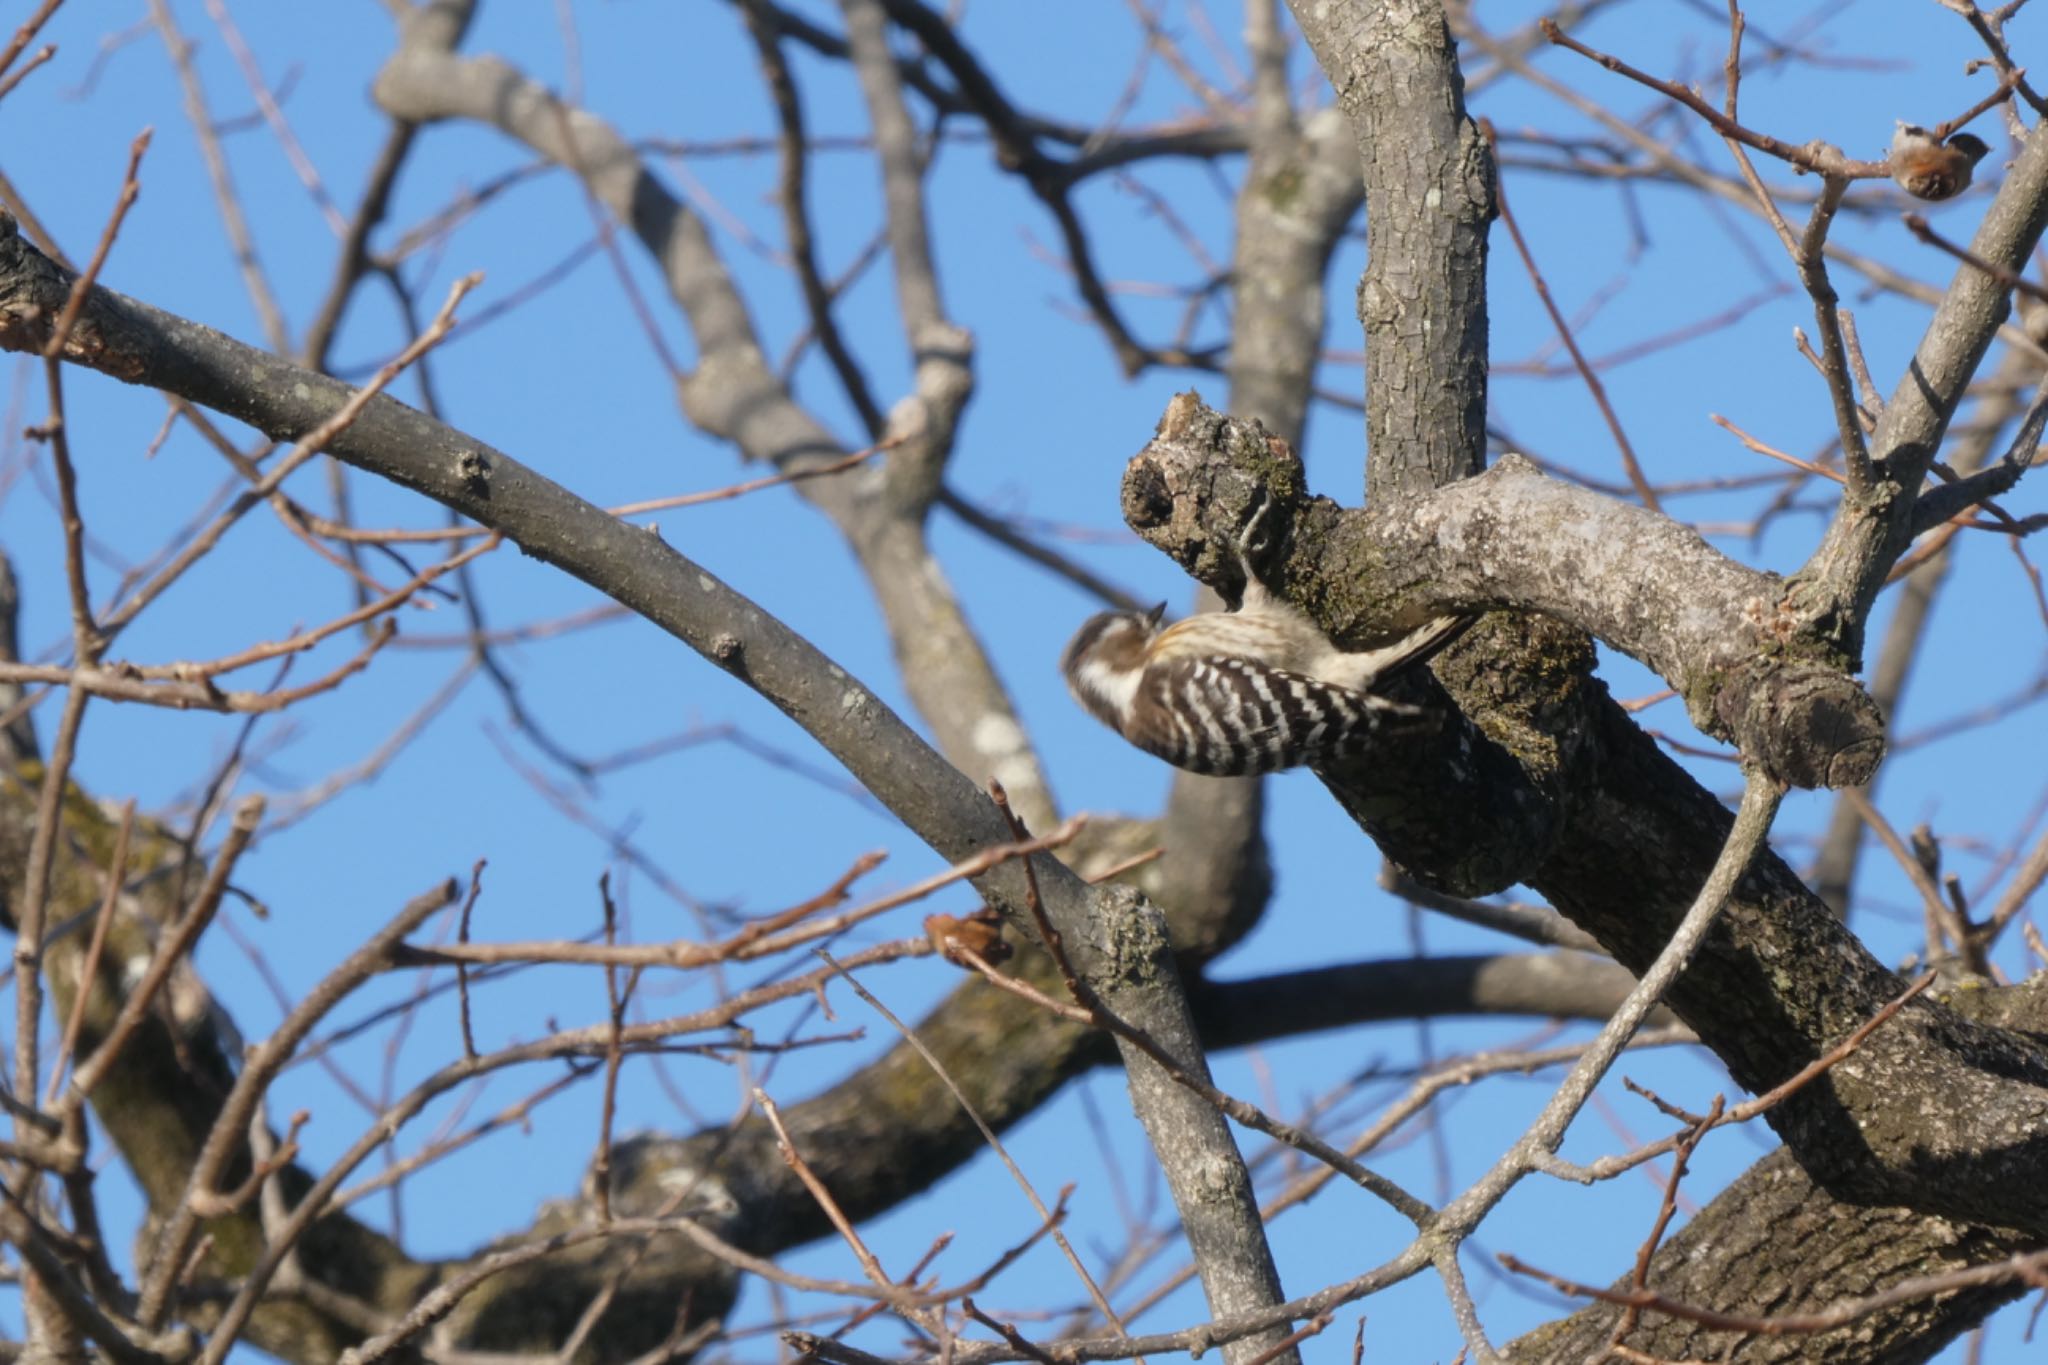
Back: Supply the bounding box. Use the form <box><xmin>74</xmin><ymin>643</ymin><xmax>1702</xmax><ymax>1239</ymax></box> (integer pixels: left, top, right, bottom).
<box><xmin>1061</xmin><ymin>503</ymin><xmax>1470</xmax><ymax>776</ymax></box>
<box><xmin>1889</xmin><ymin>123</ymin><xmax>1990</xmax><ymax>202</ymax></box>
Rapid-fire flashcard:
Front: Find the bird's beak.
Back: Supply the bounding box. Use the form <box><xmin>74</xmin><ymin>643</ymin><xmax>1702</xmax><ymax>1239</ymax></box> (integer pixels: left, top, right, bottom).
<box><xmin>1144</xmin><ymin>602</ymin><xmax>1167</xmax><ymax>629</ymax></box>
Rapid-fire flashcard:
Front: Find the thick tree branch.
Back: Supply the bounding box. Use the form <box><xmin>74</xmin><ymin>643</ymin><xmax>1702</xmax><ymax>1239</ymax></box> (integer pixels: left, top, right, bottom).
<box><xmin>1125</xmin><ymin>394</ymin><xmax>1885</xmax><ymax>790</ymax></box>
<box><xmin>1285</xmin><ymin>0</ymin><xmax>1493</xmax><ymax>501</ymax></box>
<box><xmin>371</xmin><ymin>5</ymin><xmax>1051</xmax><ymax>832</ymax></box>
<box><xmin>1508</xmin><ymin>1147</ymin><xmax>2030</xmax><ymax>1364</ymax></box>
<box><xmin>1186</xmin><ymin>951</ymin><xmax>1667</xmax><ymax>1048</ymax></box>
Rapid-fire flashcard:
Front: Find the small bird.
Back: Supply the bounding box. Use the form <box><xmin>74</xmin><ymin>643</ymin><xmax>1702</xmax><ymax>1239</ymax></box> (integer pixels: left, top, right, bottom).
<box><xmin>1061</xmin><ymin>501</ymin><xmax>1471</xmax><ymax>776</ymax></box>
<box><xmin>1889</xmin><ymin>123</ymin><xmax>1990</xmax><ymax>202</ymax></box>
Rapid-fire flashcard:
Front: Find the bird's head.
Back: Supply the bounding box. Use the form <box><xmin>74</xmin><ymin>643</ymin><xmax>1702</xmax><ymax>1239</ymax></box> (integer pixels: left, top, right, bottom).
<box><xmin>1060</xmin><ymin>603</ymin><xmax>1165</xmax><ymax>727</ymax></box>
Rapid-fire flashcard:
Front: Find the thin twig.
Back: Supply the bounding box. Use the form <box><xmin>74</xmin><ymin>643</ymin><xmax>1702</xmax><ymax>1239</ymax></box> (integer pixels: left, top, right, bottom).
<box><xmin>59</xmin><ymin>797</ymin><xmax>263</xmax><ymax>1108</ymax></box>
<box><xmin>1536</xmin><ymin>970</ymin><xmax>1933</xmax><ymax>1189</ymax></box>
<box><xmin>44</xmin><ymin>799</ymin><xmax>136</xmax><ymax>1106</ymax></box>
<box><xmin>1793</xmin><ymin>176</ymin><xmax>1871</xmax><ymax>492</ymax></box>
<box><xmin>1432</xmin><ymin>772</ymin><xmax>1784</xmax><ymax>1251</ymax></box>
<box><xmin>139</xmin><ymin>878</ymin><xmax>460</xmax><ymax>1334</ymax></box>
<box><xmin>93</xmin><ymin>273</ymin><xmax>481</xmax><ymax>643</ymax></box>
<box><xmin>45</xmin><ymin>129</ymin><xmax>153</xmax><ymax>370</ymax></box>
<box><xmin>819</xmin><ymin>950</ymin><xmax>1130</xmax><ymax>1337</ymax></box>
<box><xmin>1905</xmin><ymin>210</ymin><xmax>2048</xmax><ymax>306</ymax></box>
<box><xmin>455</xmin><ymin>861</ymin><xmax>483</xmax><ymax>1060</ymax></box>
<box><xmin>1483</xmin><ymin>119</ymin><xmax>1660</xmax><ymax>512</ymax></box>
<box><xmin>757</xmin><ymin>1089</ymin><xmax>942</xmax><ymax>1337</ymax></box>
<box><xmin>1501</xmin><ymin>1245</ymin><xmax>2048</xmax><ymax>1338</ymax></box>
<box><xmin>1542</xmin><ymin>19</ymin><xmax>1886</xmax><ymax>180</ymax></box>
<box><xmin>1843</xmin><ymin>790</ymin><xmax>1983</xmax><ymax>973</ymax></box>
<box><xmin>1611</xmin><ymin>1097</ymin><xmax>1724</xmax><ymax>1349</ymax></box>
<box><xmin>8</xmin><ymin>130</ymin><xmax>154</xmax><ymax>1113</ymax></box>
<box><xmin>397</xmin><ymin>822</ymin><xmax>1079</xmax><ymax>970</ymax></box>
<box><xmin>149</xmin><ymin>0</ymin><xmax>289</xmax><ymax>352</ymax></box>
<box><xmin>12</xmin><ymin>690</ymin><xmax>88</xmax><ymax>1116</ymax></box>
<box><xmin>0</xmin><ymin>0</ymin><xmax>65</xmax><ymax>89</ymax></box>
<box><xmin>593</xmin><ymin>874</ymin><xmax>625</xmax><ymax>1223</ymax></box>
<box><xmin>980</xmin><ymin>784</ymin><xmax>1433</xmax><ymax>1227</ymax></box>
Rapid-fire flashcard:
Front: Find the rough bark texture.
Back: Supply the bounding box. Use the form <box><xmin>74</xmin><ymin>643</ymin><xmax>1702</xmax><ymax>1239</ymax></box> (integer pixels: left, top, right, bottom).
<box><xmin>1290</xmin><ymin>0</ymin><xmax>1492</xmax><ymax>502</ymax></box>
<box><xmin>1125</xmin><ymin>403</ymin><xmax>1886</xmax><ymax>791</ymax></box>
<box><xmin>1509</xmin><ymin>1148</ymin><xmax>2030</xmax><ymax>1365</ymax></box>
<box><xmin>1121</xmin><ymin>397</ymin><xmax>1590</xmax><ymax>897</ymax></box>
<box><xmin>1123</xmin><ymin>395</ymin><xmax>2048</xmax><ymax>1244</ymax></box>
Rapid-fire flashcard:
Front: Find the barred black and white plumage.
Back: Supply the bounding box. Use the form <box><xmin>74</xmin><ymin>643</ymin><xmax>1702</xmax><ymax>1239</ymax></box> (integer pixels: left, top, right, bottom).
<box><xmin>1061</xmin><ymin>541</ymin><xmax>1470</xmax><ymax>776</ymax></box>
<box><xmin>1117</xmin><ymin>653</ymin><xmax>1425</xmax><ymax>775</ymax></box>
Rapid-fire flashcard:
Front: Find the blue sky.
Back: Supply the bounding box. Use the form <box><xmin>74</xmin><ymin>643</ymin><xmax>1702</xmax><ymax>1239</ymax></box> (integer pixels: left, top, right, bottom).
<box><xmin>3</xmin><ymin>2</ymin><xmax>2044</xmax><ymax>1360</ymax></box>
